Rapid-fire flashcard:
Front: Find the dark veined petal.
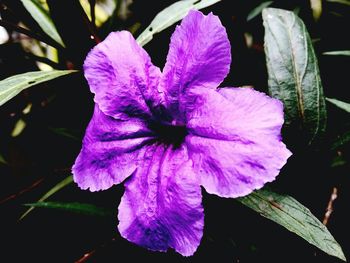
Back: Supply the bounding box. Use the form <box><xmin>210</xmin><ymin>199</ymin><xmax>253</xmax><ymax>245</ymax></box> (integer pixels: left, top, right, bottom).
<box><xmin>84</xmin><ymin>31</ymin><xmax>164</xmax><ymax>120</ymax></box>
<box><xmin>72</xmin><ymin>106</ymin><xmax>154</xmax><ymax>191</ymax></box>
<box><xmin>186</xmin><ymin>88</ymin><xmax>292</xmax><ymax>197</ymax></box>
<box><xmin>118</xmin><ymin>145</ymin><xmax>204</xmax><ymax>256</ymax></box>
<box><xmin>162</xmin><ymin>10</ymin><xmax>231</xmax><ymax>121</ymax></box>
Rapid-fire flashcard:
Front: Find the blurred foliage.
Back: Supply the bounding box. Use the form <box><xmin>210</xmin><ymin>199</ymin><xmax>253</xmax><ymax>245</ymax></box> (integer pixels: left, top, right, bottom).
<box><xmin>0</xmin><ymin>0</ymin><xmax>350</xmax><ymax>262</ymax></box>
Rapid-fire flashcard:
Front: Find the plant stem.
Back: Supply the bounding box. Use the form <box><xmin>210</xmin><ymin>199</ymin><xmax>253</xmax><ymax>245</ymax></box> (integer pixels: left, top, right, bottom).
<box><xmin>0</xmin><ymin>19</ymin><xmax>63</xmax><ymax>50</ymax></box>
<box><xmin>323</xmin><ymin>187</ymin><xmax>338</xmax><ymax>225</ymax></box>
<box><xmin>88</xmin><ymin>0</ymin><xmax>96</xmax><ymax>30</ymax></box>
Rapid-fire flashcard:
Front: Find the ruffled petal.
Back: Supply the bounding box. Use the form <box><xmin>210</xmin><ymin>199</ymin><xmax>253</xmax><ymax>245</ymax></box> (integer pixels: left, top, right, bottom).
<box><xmin>118</xmin><ymin>145</ymin><xmax>204</xmax><ymax>256</ymax></box>
<box><xmin>186</xmin><ymin>88</ymin><xmax>292</xmax><ymax>197</ymax></box>
<box><xmin>84</xmin><ymin>31</ymin><xmax>164</xmax><ymax>120</ymax></box>
<box><xmin>162</xmin><ymin>10</ymin><xmax>231</xmax><ymax>120</ymax></box>
<box><xmin>72</xmin><ymin>106</ymin><xmax>154</xmax><ymax>191</ymax></box>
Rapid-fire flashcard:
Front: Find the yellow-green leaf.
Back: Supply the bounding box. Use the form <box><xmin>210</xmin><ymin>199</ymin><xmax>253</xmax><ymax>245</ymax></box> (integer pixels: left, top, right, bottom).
<box><xmin>310</xmin><ymin>0</ymin><xmax>322</xmax><ymax>21</ymax></box>
<box><xmin>136</xmin><ymin>0</ymin><xmax>222</xmax><ymax>47</ymax></box>
<box><xmin>0</xmin><ymin>70</ymin><xmax>77</xmax><ymax>107</ymax></box>
<box><xmin>11</xmin><ymin>119</ymin><xmax>26</xmax><ymax>137</ymax></box>
<box><xmin>20</xmin><ymin>0</ymin><xmax>65</xmax><ymax>47</ymax></box>
<box><xmin>326</xmin><ymin>0</ymin><xmax>350</xmax><ymax>5</ymax></box>
<box><xmin>0</xmin><ymin>154</ymin><xmax>7</xmax><ymax>165</ymax></box>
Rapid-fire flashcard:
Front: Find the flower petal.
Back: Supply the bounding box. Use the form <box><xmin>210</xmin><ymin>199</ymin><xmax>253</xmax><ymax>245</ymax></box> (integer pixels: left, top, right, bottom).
<box><xmin>72</xmin><ymin>106</ymin><xmax>154</xmax><ymax>191</ymax></box>
<box><xmin>186</xmin><ymin>88</ymin><xmax>292</xmax><ymax>197</ymax></box>
<box><xmin>162</xmin><ymin>10</ymin><xmax>231</xmax><ymax>120</ymax></box>
<box><xmin>118</xmin><ymin>145</ymin><xmax>204</xmax><ymax>256</ymax></box>
<box><xmin>84</xmin><ymin>31</ymin><xmax>164</xmax><ymax>120</ymax></box>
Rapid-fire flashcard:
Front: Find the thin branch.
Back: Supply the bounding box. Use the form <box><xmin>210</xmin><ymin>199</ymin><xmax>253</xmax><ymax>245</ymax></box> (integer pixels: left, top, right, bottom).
<box><xmin>25</xmin><ymin>52</ymin><xmax>62</xmax><ymax>69</ymax></box>
<box><xmin>88</xmin><ymin>0</ymin><xmax>96</xmax><ymax>30</ymax></box>
<box><xmin>0</xmin><ymin>19</ymin><xmax>63</xmax><ymax>50</ymax></box>
<box><xmin>0</xmin><ymin>177</ymin><xmax>44</xmax><ymax>205</ymax></box>
<box><xmin>75</xmin><ymin>247</ymin><xmax>97</xmax><ymax>263</ymax></box>
<box><xmin>75</xmin><ymin>237</ymin><xmax>116</xmax><ymax>263</ymax></box>
<box><xmin>323</xmin><ymin>187</ymin><xmax>338</xmax><ymax>225</ymax></box>
<box><xmin>80</xmin><ymin>0</ymin><xmax>100</xmax><ymax>44</ymax></box>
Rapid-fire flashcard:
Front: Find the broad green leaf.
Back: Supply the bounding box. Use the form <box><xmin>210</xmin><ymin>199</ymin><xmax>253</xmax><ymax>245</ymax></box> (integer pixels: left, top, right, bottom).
<box><xmin>136</xmin><ymin>0</ymin><xmax>222</xmax><ymax>47</ymax></box>
<box><xmin>247</xmin><ymin>1</ymin><xmax>273</xmax><ymax>21</ymax></box>
<box><xmin>19</xmin><ymin>175</ymin><xmax>73</xmax><ymax>220</ymax></box>
<box><xmin>24</xmin><ymin>202</ymin><xmax>113</xmax><ymax>217</ymax></box>
<box><xmin>326</xmin><ymin>97</ymin><xmax>350</xmax><ymax>113</ymax></box>
<box><xmin>238</xmin><ymin>189</ymin><xmax>346</xmax><ymax>261</ymax></box>
<box><xmin>323</xmin><ymin>50</ymin><xmax>350</xmax><ymax>56</ymax></box>
<box><xmin>20</xmin><ymin>0</ymin><xmax>65</xmax><ymax>47</ymax></box>
<box><xmin>332</xmin><ymin>131</ymin><xmax>350</xmax><ymax>150</ymax></box>
<box><xmin>0</xmin><ymin>70</ymin><xmax>77</xmax><ymax>107</ymax></box>
<box><xmin>263</xmin><ymin>8</ymin><xmax>326</xmax><ymax>144</ymax></box>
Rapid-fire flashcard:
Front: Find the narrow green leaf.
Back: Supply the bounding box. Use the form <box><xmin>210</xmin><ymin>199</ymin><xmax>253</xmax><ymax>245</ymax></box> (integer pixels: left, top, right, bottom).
<box><xmin>136</xmin><ymin>0</ymin><xmax>222</xmax><ymax>47</ymax></box>
<box><xmin>332</xmin><ymin>131</ymin><xmax>350</xmax><ymax>150</ymax></box>
<box><xmin>331</xmin><ymin>154</ymin><xmax>346</xmax><ymax>167</ymax></box>
<box><xmin>11</xmin><ymin>119</ymin><xmax>26</xmax><ymax>137</ymax></box>
<box><xmin>263</xmin><ymin>8</ymin><xmax>327</xmax><ymax>144</ymax></box>
<box><xmin>238</xmin><ymin>189</ymin><xmax>346</xmax><ymax>261</ymax></box>
<box><xmin>326</xmin><ymin>97</ymin><xmax>350</xmax><ymax>113</ymax></box>
<box><xmin>247</xmin><ymin>1</ymin><xmax>273</xmax><ymax>21</ymax></box>
<box><xmin>293</xmin><ymin>6</ymin><xmax>301</xmax><ymax>15</ymax></box>
<box><xmin>20</xmin><ymin>0</ymin><xmax>65</xmax><ymax>47</ymax></box>
<box><xmin>23</xmin><ymin>202</ymin><xmax>113</xmax><ymax>217</ymax></box>
<box><xmin>48</xmin><ymin>127</ymin><xmax>80</xmax><ymax>141</ymax></box>
<box><xmin>19</xmin><ymin>175</ymin><xmax>73</xmax><ymax>220</ymax></box>
<box><xmin>326</xmin><ymin>0</ymin><xmax>350</xmax><ymax>5</ymax></box>
<box><xmin>0</xmin><ymin>154</ymin><xmax>7</xmax><ymax>165</ymax></box>
<box><xmin>0</xmin><ymin>70</ymin><xmax>77</xmax><ymax>107</ymax></box>
<box><xmin>323</xmin><ymin>50</ymin><xmax>350</xmax><ymax>56</ymax></box>
<box><xmin>310</xmin><ymin>0</ymin><xmax>322</xmax><ymax>21</ymax></box>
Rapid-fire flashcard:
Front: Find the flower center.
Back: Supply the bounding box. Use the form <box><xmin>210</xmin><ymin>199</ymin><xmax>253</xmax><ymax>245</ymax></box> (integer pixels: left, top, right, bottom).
<box><xmin>148</xmin><ymin>120</ymin><xmax>188</xmax><ymax>148</ymax></box>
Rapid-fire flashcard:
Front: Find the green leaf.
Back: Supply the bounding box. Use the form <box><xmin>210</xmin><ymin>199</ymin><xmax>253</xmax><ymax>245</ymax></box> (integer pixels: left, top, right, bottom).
<box><xmin>19</xmin><ymin>175</ymin><xmax>73</xmax><ymax>220</ymax></box>
<box><xmin>0</xmin><ymin>154</ymin><xmax>7</xmax><ymax>165</ymax></box>
<box><xmin>326</xmin><ymin>97</ymin><xmax>350</xmax><ymax>113</ymax></box>
<box><xmin>48</xmin><ymin>127</ymin><xmax>80</xmax><ymax>141</ymax></box>
<box><xmin>20</xmin><ymin>0</ymin><xmax>65</xmax><ymax>47</ymax></box>
<box><xmin>136</xmin><ymin>0</ymin><xmax>222</xmax><ymax>47</ymax></box>
<box><xmin>0</xmin><ymin>70</ymin><xmax>77</xmax><ymax>107</ymax></box>
<box><xmin>323</xmin><ymin>50</ymin><xmax>350</xmax><ymax>56</ymax></box>
<box><xmin>23</xmin><ymin>202</ymin><xmax>113</xmax><ymax>217</ymax></box>
<box><xmin>326</xmin><ymin>0</ymin><xmax>350</xmax><ymax>5</ymax></box>
<box><xmin>331</xmin><ymin>154</ymin><xmax>346</xmax><ymax>167</ymax></box>
<box><xmin>332</xmin><ymin>131</ymin><xmax>350</xmax><ymax>150</ymax></box>
<box><xmin>238</xmin><ymin>189</ymin><xmax>346</xmax><ymax>261</ymax></box>
<box><xmin>263</xmin><ymin>8</ymin><xmax>327</xmax><ymax>144</ymax></box>
<box><xmin>11</xmin><ymin>119</ymin><xmax>26</xmax><ymax>137</ymax></box>
<box><xmin>247</xmin><ymin>1</ymin><xmax>274</xmax><ymax>21</ymax></box>
<box><xmin>310</xmin><ymin>0</ymin><xmax>322</xmax><ymax>21</ymax></box>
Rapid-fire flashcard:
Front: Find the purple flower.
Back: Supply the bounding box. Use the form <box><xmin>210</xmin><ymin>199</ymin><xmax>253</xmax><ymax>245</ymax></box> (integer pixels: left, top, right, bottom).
<box><xmin>72</xmin><ymin>10</ymin><xmax>291</xmax><ymax>256</ymax></box>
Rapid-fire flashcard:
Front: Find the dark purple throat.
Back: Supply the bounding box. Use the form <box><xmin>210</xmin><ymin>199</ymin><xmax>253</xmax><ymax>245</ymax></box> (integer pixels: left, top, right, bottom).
<box><xmin>148</xmin><ymin>119</ymin><xmax>188</xmax><ymax>148</ymax></box>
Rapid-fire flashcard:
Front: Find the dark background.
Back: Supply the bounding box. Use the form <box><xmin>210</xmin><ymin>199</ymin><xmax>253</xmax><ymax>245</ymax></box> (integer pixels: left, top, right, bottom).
<box><xmin>0</xmin><ymin>0</ymin><xmax>349</xmax><ymax>262</ymax></box>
